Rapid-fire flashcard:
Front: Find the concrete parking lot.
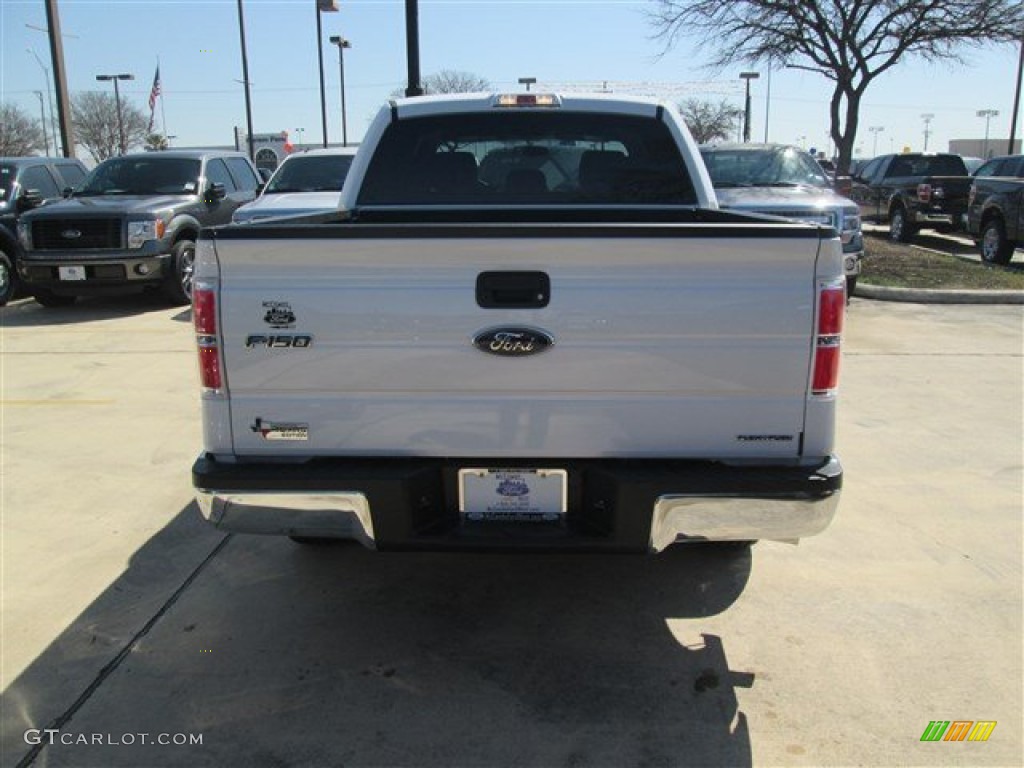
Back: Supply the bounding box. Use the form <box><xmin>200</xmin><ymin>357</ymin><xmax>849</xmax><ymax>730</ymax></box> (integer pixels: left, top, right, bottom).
<box><xmin>1</xmin><ymin>294</ymin><xmax>1021</xmax><ymax>767</ymax></box>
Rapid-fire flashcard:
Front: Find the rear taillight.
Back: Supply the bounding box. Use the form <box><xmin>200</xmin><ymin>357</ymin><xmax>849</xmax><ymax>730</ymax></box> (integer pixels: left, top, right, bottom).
<box><xmin>812</xmin><ymin>281</ymin><xmax>845</xmax><ymax>396</ymax></box>
<box><xmin>917</xmin><ymin>183</ymin><xmax>932</xmax><ymax>203</ymax></box>
<box><xmin>193</xmin><ymin>281</ymin><xmax>223</xmax><ymax>392</ymax></box>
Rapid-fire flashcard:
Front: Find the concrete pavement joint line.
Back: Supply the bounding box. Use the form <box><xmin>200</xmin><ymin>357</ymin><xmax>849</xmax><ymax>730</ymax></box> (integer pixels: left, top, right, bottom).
<box><xmin>15</xmin><ymin>533</ymin><xmax>234</xmax><ymax>768</ymax></box>
<box><xmin>1</xmin><ymin>400</ymin><xmax>117</xmax><ymax>406</ymax></box>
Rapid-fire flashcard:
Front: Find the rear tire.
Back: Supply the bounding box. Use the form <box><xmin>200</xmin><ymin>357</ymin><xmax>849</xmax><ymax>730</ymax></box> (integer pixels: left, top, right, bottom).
<box><xmin>980</xmin><ymin>217</ymin><xmax>1014</xmax><ymax>265</ymax></box>
<box><xmin>163</xmin><ymin>239</ymin><xmax>196</xmax><ymax>305</ymax></box>
<box><xmin>32</xmin><ymin>288</ymin><xmax>77</xmax><ymax>308</ymax></box>
<box><xmin>889</xmin><ymin>206</ymin><xmax>917</xmax><ymax>243</ymax></box>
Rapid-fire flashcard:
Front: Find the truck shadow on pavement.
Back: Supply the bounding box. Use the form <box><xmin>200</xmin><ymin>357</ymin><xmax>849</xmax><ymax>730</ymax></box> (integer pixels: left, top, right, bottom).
<box><xmin>0</xmin><ymin>293</ymin><xmax>183</xmax><ymax>326</ymax></box>
<box><xmin>3</xmin><ymin>504</ymin><xmax>756</xmax><ymax>767</ymax></box>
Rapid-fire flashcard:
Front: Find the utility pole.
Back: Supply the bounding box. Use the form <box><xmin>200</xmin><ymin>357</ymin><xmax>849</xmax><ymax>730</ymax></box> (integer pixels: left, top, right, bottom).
<box><xmin>921</xmin><ymin>113</ymin><xmax>934</xmax><ymax>151</ymax></box>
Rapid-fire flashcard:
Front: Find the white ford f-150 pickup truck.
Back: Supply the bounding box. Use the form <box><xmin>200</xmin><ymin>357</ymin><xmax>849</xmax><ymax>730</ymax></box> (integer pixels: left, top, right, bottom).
<box><xmin>192</xmin><ymin>92</ymin><xmax>844</xmax><ymax>553</ymax></box>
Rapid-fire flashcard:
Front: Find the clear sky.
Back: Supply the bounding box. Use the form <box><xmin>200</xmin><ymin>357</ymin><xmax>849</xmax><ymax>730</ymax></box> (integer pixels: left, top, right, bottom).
<box><xmin>1</xmin><ymin>0</ymin><xmax>1020</xmax><ymax>161</ymax></box>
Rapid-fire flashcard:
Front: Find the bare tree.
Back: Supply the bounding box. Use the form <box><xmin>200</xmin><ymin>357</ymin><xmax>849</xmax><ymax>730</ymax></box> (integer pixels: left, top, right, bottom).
<box><xmin>0</xmin><ymin>103</ymin><xmax>46</xmax><ymax>156</ymax></box>
<box><xmin>391</xmin><ymin>70</ymin><xmax>491</xmax><ymax>99</ymax></box>
<box><xmin>424</xmin><ymin>70</ymin><xmax>491</xmax><ymax>94</ymax></box>
<box><xmin>650</xmin><ymin>1</ymin><xmax>1024</xmax><ymax>174</ymax></box>
<box><xmin>679</xmin><ymin>98</ymin><xmax>743</xmax><ymax>144</ymax></box>
<box><xmin>72</xmin><ymin>91</ymin><xmax>149</xmax><ymax>163</ymax></box>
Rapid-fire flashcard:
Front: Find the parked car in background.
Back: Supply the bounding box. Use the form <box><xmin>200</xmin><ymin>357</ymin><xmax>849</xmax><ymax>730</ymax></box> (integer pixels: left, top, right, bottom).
<box><xmin>0</xmin><ymin>156</ymin><xmax>88</xmax><ymax>306</ymax></box>
<box><xmin>232</xmin><ymin>147</ymin><xmax>358</xmax><ymax>224</ymax></box>
<box><xmin>17</xmin><ymin>150</ymin><xmax>260</xmax><ymax>306</ymax></box>
<box><xmin>700</xmin><ymin>143</ymin><xmax>863</xmax><ymax>294</ymax></box>
<box><xmin>966</xmin><ymin>154</ymin><xmax>1024</xmax><ymax>265</ymax></box>
<box><xmin>848</xmin><ymin>153</ymin><xmax>971</xmax><ymax>242</ymax></box>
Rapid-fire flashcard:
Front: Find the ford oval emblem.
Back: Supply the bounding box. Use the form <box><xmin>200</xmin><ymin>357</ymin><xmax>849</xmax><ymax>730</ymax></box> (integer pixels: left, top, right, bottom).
<box><xmin>61</xmin><ymin>229</ymin><xmax>82</xmax><ymax>239</ymax></box>
<box><xmin>473</xmin><ymin>326</ymin><xmax>554</xmax><ymax>357</ymax></box>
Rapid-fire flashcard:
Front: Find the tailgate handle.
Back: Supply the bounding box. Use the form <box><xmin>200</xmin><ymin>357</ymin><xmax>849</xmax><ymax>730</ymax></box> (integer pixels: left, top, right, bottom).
<box><xmin>476</xmin><ymin>271</ymin><xmax>550</xmax><ymax>309</ymax></box>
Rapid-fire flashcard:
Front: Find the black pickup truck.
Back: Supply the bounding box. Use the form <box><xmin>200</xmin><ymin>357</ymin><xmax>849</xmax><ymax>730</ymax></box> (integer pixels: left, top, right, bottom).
<box><xmin>966</xmin><ymin>154</ymin><xmax>1024</xmax><ymax>265</ymax></box>
<box><xmin>17</xmin><ymin>150</ymin><xmax>260</xmax><ymax>306</ymax></box>
<box><xmin>1</xmin><ymin>156</ymin><xmax>89</xmax><ymax>305</ymax></box>
<box><xmin>848</xmin><ymin>153</ymin><xmax>971</xmax><ymax>242</ymax></box>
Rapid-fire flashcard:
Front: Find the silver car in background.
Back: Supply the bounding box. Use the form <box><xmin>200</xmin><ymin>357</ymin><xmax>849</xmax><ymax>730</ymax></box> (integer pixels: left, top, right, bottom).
<box><xmin>232</xmin><ymin>147</ymin><xmax>358</xmax><ymax>224</ymax></box>
<box><xmin>700</xmin><ymin>143</ymin><xmax>863</xmax><ymax>295</ymax></box>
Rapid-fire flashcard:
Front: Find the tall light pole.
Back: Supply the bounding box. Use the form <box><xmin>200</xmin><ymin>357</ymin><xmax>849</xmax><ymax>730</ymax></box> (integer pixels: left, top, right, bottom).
<box><xmin>96</xmin><ymin>73</ymin><xmax>134</xmax><ymax>155</ymax></box>
<box><xmin>33</xmin><ymin>91</ymin><xmax>50</xmax><ymax>154</ymax></box>
<box><xmin>404</xmin><ymin>0</ymin><xmax>423</xmax><ymax>97</ymax></box>
<box><xmin>329</xmin><ymin>35</ymin><xmax>351</xmax><ymax>146</ymax></box>
<box><xmin>316</xmin><ymin>0</ymin><xmax>339</xmax><ymax>148</ymax></box>
<box><xmin>868</xmin><ymin>126</ymin><xmax>884</xmax><ymax>157</ymax></box>
<box><xmin>27</xmin><ymin>49</ymin><xmax>58</xmax><ymax>154</ymax></box>
<box><xmin>739</xmin><ymin>71</ymin><xmax>760</xmax><ymax>143</ymax></box>
<box><xmin>976</xmin><ymin>109</ymin><xmax>999</xmax><ymax>159</ymax></box>
<box><xmin>235</xmin><ymin>0</ymin><xmax>255</xmax><ymax>160</ymax></box>
<box><xmin>921</xmin><ymin>113</ymin><xmax>934</xmax><ymax>151</ymax></box>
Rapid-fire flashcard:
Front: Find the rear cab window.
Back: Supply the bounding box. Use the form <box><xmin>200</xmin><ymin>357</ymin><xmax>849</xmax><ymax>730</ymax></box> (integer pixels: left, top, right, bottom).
<box><xmin>357</xmin><ymin>111</ymin><xmax>696</xmax><ymax>206</ymax></box>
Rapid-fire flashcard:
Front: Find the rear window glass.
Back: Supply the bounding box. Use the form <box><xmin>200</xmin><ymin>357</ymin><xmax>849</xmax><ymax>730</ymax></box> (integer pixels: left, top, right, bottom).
<box><xmin>357</xmin><ymin>111</ymin><xmax>696</xmax><ymax>206</ymax></box>
<box><xmin>886</xmin><ymin>155</ymin><xmax>967</xmax><ymax>177</ymax></box>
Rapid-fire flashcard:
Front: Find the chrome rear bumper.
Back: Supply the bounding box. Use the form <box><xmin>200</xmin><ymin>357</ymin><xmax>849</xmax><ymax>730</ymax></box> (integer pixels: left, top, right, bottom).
<box><xmin>194</xmin><ymin>454</ymin><xmax>841</xmax><ymax>552</ymax></box>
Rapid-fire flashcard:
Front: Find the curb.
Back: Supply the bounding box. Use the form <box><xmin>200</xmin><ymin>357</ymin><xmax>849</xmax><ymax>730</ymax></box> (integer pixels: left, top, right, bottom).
<box><xmin>855</xmin><ymin>283</ymin><xmax>1024</xmax><ymax>305</ymax></box>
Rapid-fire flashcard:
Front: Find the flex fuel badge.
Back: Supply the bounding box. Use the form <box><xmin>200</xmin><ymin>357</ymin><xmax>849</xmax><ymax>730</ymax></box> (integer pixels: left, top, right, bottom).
<box><xmin>250</xmin><ymin>418</ymin><xmax>309</xmax><ymax>441</ymax></box>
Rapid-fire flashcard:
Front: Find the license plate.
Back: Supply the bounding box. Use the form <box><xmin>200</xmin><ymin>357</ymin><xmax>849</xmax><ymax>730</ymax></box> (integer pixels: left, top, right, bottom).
<box><xmin>58</xmin><ymin>266</ymin><xmax>86</xmax><ymax>281</ymax></box>
<box><xmin>458</xmin><ymin>468</ymin><xmax>567</xmax><ymax>522</ymax></box>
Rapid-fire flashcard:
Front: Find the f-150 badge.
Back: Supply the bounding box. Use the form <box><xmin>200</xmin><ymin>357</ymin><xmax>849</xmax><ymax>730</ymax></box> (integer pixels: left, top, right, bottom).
<box><xmin>473</xmin><ymin>326</ymin><xmax>554</xmax><ymax>357</ymax></box>
<box><xmin>250</xmin><ymin>418</ymin><xmax>309</xmax><ymax>441</ymax></box>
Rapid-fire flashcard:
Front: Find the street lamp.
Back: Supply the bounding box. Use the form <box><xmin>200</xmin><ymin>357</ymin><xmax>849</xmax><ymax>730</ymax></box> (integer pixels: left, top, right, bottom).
<box><xmin>739</xmin><ymin>72</ymin><xmax>760</xmax><ymax>143</ymax></box>
<box><xmin>316</xmin><ymin>0</ymin><xmax>339</xmax><ymax>148</ymax></box>
<box><xmin>27</xmin><ymin>49</ymin><xmax>58</xmax><ymax>154</ymax></box>
<box><xmin>921</xmin><ymin>113</ymin><xmax>934</xmax><ymax>151</ymax></box>
<box><xmin>518</xmin><ymin>77</ymin><xmax>537</xmax><ymax>92</ymax></box>
<box><xmin>95</xmin><ymin>73</ymin><xmax>134</xmax><ymax>155</ymax></box>
<box><xmin>868</xmin><ymin>126</ymin><xmax>885</xmax><ymax>156</ymax></box>
<box><xmin>976</xmin><ymin>109</ymin><xmax>999</xmax><ymax>159</ymax></box>
<box><xmin>236</xmin><ymin>0</ymin><xmax>256</xmax><ymax>160</ymax></box>
<box><xmin>33</xmin><ymin>91</ymin><xmax>50</xmax><ymax>154</ymax></box>
<box><xmin>329</xmin><ymin>35</ymin><xmax>351</xmax><ymax>147</ymax></box>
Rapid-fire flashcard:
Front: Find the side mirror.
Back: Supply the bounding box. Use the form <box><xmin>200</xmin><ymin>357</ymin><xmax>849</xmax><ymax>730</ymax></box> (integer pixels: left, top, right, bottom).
<box><xmin>258</xmin><ymin>168</ymin><xmax>274</xmax><ymax>182</ymax></box>
<box><xmin>19</xmin><ymin>189</ymin><xmax>44</xmax><ymax>210</ymax></box>
<box><xmin>205</xmin><ymin>182</ymin><xmax>227</xmax><ymax>203</ymax></box>
<box><xmin>62</xmin><ymin>186</ymin><xmax>74</xmax><ymax>198</ymax></box>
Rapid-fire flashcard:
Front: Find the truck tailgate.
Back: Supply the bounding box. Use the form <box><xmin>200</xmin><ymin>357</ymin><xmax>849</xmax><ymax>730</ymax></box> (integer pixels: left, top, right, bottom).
<box><xmin>205</xmin><ymin>222</ymin><xmax>831</xmax><ymax>460</ymax></box>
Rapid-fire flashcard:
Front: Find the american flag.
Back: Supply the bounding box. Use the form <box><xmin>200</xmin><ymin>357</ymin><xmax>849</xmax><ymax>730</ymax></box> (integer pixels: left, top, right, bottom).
<box><xmin>147</xmin><ymin>66</ymin><xmax>161</xmax><ymax>132</ymax></box>
<box><xmin>148</xmin><ymin>66</ymin><xmax>161</xmax><ymax>111</ymax></box>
